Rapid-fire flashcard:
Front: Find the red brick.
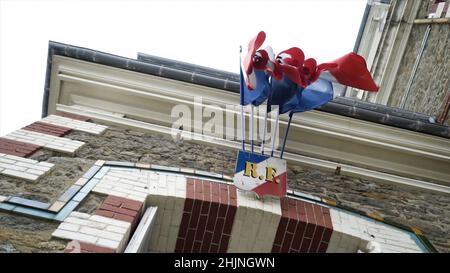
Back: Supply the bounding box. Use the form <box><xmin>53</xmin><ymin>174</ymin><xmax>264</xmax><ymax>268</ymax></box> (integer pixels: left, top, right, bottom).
<box><xmin>0</xmin><ymin>138</ymin><xmax>40</xmax><ymax>157</ymax></box>
<box><xmin>185</xmin><ymin>229</ymin><xmax>196</xmax><ymax>252</ymax></box>
<box><xmin>203</xmin><ymin>181</ymin><xmax>211</xmax><ymax>202</ymax></box>
<box><xmin>304</xmin><ymin>202</ymin><xmax>316</xmax><ymax>224</ymax></box>
<box><xmin>194</xmin><ymin>179</ymin><xmax>203</xmax><ymax>200</ymax></box>
<box><xmin>189</xmin><ymin>200</ymin><xmax>202</xmax><ymax>226</ymax></box>
<box><xmin>184</xmin><ymin>198</ymin><xmax>194</xmax><ymax>212</ymax></box>
<box><xmin>280</xmin><ymin>232</ymin><xmax>294</xmax><ymax>253</ymax></box>
<box><xmin>103</xmin><ymin>198</ymin><xmax>123</xmax><ymax>207</ymax></box>
<box><xmin>195</xmin><ymin>215</ymin><xmax>208</xmax><ymax>241</ymax></box>
<box><xmin>55</xmin><ymin>111</ymin><xmax>91</xmax><ymax>121</ymax></box>
<box><xmin>218</xmin><ymin>234</ymin><xmax>230</xmax><ymax>253</ymax></box>
<box><xmin>219</xmin><ymin>184</ymin><xmax>229</xmax><ymax>204</ymax></box>
<box><xmin>79</xmin><ymin>242</ymin><xmax>115</xmax><ymax>253</ymax></box>
<box><xmin>23</xmin><ymin>122</ymin><xmax>71</xmax><ymax>137</ymax></box>
<box><xmin>313</xmin><ymin>204</ymin><xmax>325</xmax><ymax>228</ymax></box>
<box><xmin>229</xmin><ymin>185</ymin><xmax>237</xmax><ymax>202</ymax></box>
<box><xmin>218</xmin><ymin>203</ymin><xmax>228</xmax><ymax>218</ymax></box>
<box><xmin>211</xmin><ymin>183</ymin><xmax>220</xmax><ymax>202</ymax></box>
<box><xmin>113</xmin><ymin>213</ymin><xmax>134</xmax><ymax>223</ymax></box>
<box><xmin>287</xmin><ymin>218</ymin><xmax>297</xmax><ymax>234</ymax></box>
<box><xmin>99</xmin><ymin>203</ymin><xmax>138</xmax><ymax>217</ymax></box>
<box><xmin>95</xmin><ymin>209</ymin><xmax>115</xmax><ymax>218</ymax></box>
<box><xmin>175</xmin><ymin>239</ymin><xmax>185</xmax><ymax>253</ymax></box>
<box><xmin>186</xmin><ymin>179</ymin><xmax>195</xmax><ymax>199</ymax></box>
<box><xmin>193</xmin><ymin>241</ymin><xmax>202</xmax><ymax>253</ymax></box>
<box><xmin>304</xmin><ymin>223</ymin><xmax>316</xmax><ymax>239</ymax></box>
<box><xmin>318</xmin><ymin>242</ymin><xmax>329</xmax><ymax>253</ymax></box>
<box><xmin>321</xmin><ymin>207</ymin><xmax>333</xmax><ymax>230</ymax></box>
<box><xmin>210</xmin><ymin>244</ymin><xmax>219</xmax><ymax>253</ymax></box>
<box><xmin>271</xmin><ymin>244</ymin><xmax>281</xmax><ymax>253</ymax></box>
<box><xmin>201</xmin><ymin>231</ymin><xmax>213</xmax><ymax>252</ymax></box>
<box><xmin>200</xmin><ymin>200</ymin><xmax>210</xmax><ymax>215</ymax></box>
<box><xmin>291</xmin><ymin>221</ymin><xmax>306</xmax><ymax>251</ymax></box>
<box><xmin>178</xmin><ymin>212</ymin><xmax>190</xmax><ymax>238</ymax></box>
<box><xmin>309</xmin><ymin>226</ymin><xmax>325</xmax><ymax>253</ymax></box>
<box><xmin>206</xmin><ymin>203</ymin><xmax>218</xmax><ymax>232</ymax></box>
<box><xmin>212</xmin><ymin>219</ymin><xmax>225</xmax><ymax>244</ymax></box>
<box><xmin>222</xmin><ymin>207</ymin><xmax>236</xmax><ymax>235</ymax></box>
<box><xmin>121</xmin><ymin>202</ymin><xmax>142</xmax><ymax>212</ymax></box>
<box><xmin>299</xmin><ymin>238</ymin><xmax>312</xmax><ymax>253</ymax></box>
<box><xmin>321</xmin><ymin>228</ymin><xmax>333</xmax><ymax>243</ymax></box>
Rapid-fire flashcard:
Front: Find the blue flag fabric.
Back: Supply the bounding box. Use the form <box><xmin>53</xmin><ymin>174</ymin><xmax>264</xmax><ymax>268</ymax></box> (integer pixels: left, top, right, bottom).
<box><xmin>267</xmin><ymin>75</ymin><xmax>301</xmax><ymax>112</ymax></box>
<box><xmin>278</xmin><ymin>78</ymin><xmax>334</xmax><ymax>115</ymax></box>
<box><xmin>240</xmin><ymin>67</ymin><xmax>271</xmax><ymax>106</ymax></box>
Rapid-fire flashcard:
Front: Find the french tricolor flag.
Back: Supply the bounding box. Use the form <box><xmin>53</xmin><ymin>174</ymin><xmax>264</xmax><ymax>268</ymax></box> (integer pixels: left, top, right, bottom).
<box><xmin>278</xmin><ymin>52</ymin><xmax>379</xmax><ymax>114</ymax></box>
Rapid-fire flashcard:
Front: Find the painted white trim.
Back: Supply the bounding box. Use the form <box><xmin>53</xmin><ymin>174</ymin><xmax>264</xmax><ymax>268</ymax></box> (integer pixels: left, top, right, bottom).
<box><xmin>48</xmin><ymin>56</ymin><xmax>450</xmax><ymax>193</ymax></box>
<box><xmin>56</xmin><ymin>104</ymin><xmax>450</xmax><ymax>195</ymax></box>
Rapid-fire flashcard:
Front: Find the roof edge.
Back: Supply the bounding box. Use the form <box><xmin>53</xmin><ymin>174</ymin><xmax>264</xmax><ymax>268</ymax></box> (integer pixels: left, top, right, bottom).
<box><xmin>43</xmin><ymin>41</ymin><xmax>450</xmax><ymax>138</ymax></box>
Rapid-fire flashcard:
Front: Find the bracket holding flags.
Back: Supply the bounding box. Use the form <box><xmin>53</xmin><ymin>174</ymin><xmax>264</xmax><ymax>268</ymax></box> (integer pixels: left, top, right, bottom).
<box><xmin>234</xmin><ymin>31</ymin><xmax>379</xmax><ymax>198</ymax></box>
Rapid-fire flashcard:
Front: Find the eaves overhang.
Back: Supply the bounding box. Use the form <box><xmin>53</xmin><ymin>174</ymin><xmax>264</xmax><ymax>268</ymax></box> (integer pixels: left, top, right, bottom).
<box><xmin>43</xmin><ymin>41</ymin><xmax>450</xmax><ymax>193</ymax></box>
<box><xmin>44</xmin><ymin>41</ymin><xmax>450</xmax><ymax>138</ymax></box>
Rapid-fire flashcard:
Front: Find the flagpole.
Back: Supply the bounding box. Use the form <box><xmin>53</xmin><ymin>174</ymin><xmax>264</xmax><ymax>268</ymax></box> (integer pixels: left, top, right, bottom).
<box><xmin>280</xmin><ymin>112</ymin><xmax>293</xmax><ymax>159</ymax></box>
<box><xmin>250</xmin><ymin>104</ymin><xmax>254</xmax><ymax>153</ymax></box>
<box><xmin>270</xmin><ymin>108</ymin><xmax>279</xmax><ymax>157</ymax></box>
<box><xmin>260</xmin><ymin>104</ymin><xmax>268</xmax><ymax>155</ymax></box>
<box><xmin>239</xmin><ymin>45</ymin><xmax>245</xmax><ymax>151</ymax></box>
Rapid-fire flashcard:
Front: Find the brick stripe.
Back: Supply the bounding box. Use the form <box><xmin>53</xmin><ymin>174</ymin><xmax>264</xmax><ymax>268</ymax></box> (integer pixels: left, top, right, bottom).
<box><xmin>55</xmin><ymin>111</ymin><xmax>91</xmax><ymax>122</ymax></box>
<box><xmin>175</xmin><ymin>179</ymin><xmax>237</xmax><ymax>253</ymax></box>
<box><xmin>23</xmin><ymin>121</ymin><xmax>72</xmax><ymax>137</ymax></box>
<box><xmin>272</xmin><ymin>198</ymin><xmax>333</xmax><ymax>253</ymax></box>
<box><xmin>95</xmin><ymin>195</ymin><xmax>143</xmax><ymax>231</ymax></box>
<box><xmin>0</xmin><ymin>138</ymin><xmax>40</xmax><ymax>157</ymax></box>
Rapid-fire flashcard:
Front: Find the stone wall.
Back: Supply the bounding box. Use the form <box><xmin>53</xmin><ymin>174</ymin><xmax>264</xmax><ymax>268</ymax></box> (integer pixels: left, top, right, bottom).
<box><xmin>388</xmin><ymin>1</ymin><xmax>450</xmax><ymax>124</ymax></box>
<box><xmin>1</xmin><ymin>123</ymin><xmax>449</xmax><ymax>252</ymax></box>
<box><xmin>67</xmin><ymin>124</ymin><xmax>450</xmax><ymax>252</ymax></box>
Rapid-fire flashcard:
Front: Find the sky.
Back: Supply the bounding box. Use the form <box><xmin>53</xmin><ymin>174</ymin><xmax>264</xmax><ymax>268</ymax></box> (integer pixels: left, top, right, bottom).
<box><xmin>0</xmin><ymin>0</ymin><xmax>367</xmax><ymax>135</ymax></box>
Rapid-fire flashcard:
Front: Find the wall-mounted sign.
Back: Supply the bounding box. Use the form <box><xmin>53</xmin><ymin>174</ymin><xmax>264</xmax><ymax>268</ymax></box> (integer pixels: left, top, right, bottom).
<box><xmin>233</xmin><ymin>150</ymin><xmax>287</xmax><ymax>197</ymax></box>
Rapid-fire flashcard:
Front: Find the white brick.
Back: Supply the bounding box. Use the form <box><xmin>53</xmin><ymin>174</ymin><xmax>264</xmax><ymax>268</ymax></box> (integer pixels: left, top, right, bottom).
<box><xmin>0</xmin><ymin>157</ymin><xmax>16</xmax><ymax>164</ymax></box>
<box><xmin>1</xmin><ymin>169</ymin><xmax>38</xmax><ymax>181</ymax></box>
<box><xmin>79</xmin><ymin>226</ymin><xmax>123</xmax><ymax>241</ymax></box>
<box><xmin>89</xmin><ymin>215</ymin><xmax>131</xmax><ymax>228</ymax></box>
<box><xmin>0</xmin><ymin>162</ymin><xmax>27</xmax><ymax>172</ymax></box>
<box><xmin>96</xmin><ymin>238</ymin><xmax>120</xmax><ymax>250</ymax></box>
<box><xmin>52</xmin><ymin>229</ymin><xmax>97</xmax><ymax>244</ymax></box>
<box><xmin>106</xmin><ymin>225</ymin><xmax>128</xmax><ymax>234</ymax></box>
<box><xmin>59</xmin><ymin>222</ymin><xmax>81</xmax><ymax>232</ymax></box>
<box><xmin>6</xmin><ymin>129</ymin><xmax>84</xmax><ymax>153</ymax></box>
<box><xmin>70</xmin><ymin>211</ymin><xmax>91</xmax><ymax>219</ymax></box>
<box><xmin>41</xmin><ymin>115</ymin><xmax>107</xmax><ymax>134</ymax></box>
<box><xmin>26</xmin><ymin>169</ymin><xmax>45</xmax><ymax>176</ymax></box>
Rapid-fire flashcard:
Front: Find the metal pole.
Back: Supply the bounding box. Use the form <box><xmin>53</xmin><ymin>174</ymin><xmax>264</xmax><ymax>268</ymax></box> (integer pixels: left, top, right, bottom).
<box><xmin>270</xmin><ymin>109</ymin><xmax>279</xmax><ymax>157</ymax></box>
<box><xmin>239</xmin><ymin>45</ymin><xmax>246</xmax><ymax>151</ymax></box>
<box><xmin>241</xmin><ymin>105</ymin><xmax>245</xmax><ymax>151</ymax></box>
<box><xmin>260</xmin><ymin>104</ymin><xmax>268</xmax><ymax>155</ymax></box>
<box><xmin>400</xmin><ymin>25</ymin><xmax>431</xmax><ymax>109</ymax></box>
<box><xmin>251</xmin><ymin>104</ymin><xmax>254</xmax><ymax>153</ymax></box>
<box><xmin>280</xmin><ymin>112</ymin><xmax>293</xmax><ymax>159</ymax></box>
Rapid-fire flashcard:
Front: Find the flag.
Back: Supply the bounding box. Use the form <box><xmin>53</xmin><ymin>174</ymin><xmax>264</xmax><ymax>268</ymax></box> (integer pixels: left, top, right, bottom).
<box><xmin>279</xmin><ymin>78</ymin><xmax>333</xmax><ymax>114</ymax></box>
<box><xmin>240</xmin><ymin>65</ymin><xmax>271</xmax><ymax>106</ymax></box>
<box><xmin>326</xmin><ymin>52</ymin><xmax>379</xmax><ymax>92</ymax></box>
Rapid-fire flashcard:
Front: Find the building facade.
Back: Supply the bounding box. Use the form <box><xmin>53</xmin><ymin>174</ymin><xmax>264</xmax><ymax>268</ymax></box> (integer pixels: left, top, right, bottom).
<box><xmin>0</xmin><ymin>35</ymin><xmax>449</xmax><ymax>252</ymax></box>
<box><xmin>348</xmin><ymin>0</ymin><xmax>450</xmax><ymax>125</ymax></box>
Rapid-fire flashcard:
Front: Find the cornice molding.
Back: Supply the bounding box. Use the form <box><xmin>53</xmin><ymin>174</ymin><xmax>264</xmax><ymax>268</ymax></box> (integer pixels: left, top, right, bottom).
<box><xmin>49</xmin><ymin>56</ymin><xmax>450</xmax><ymax>192</ymax></box>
